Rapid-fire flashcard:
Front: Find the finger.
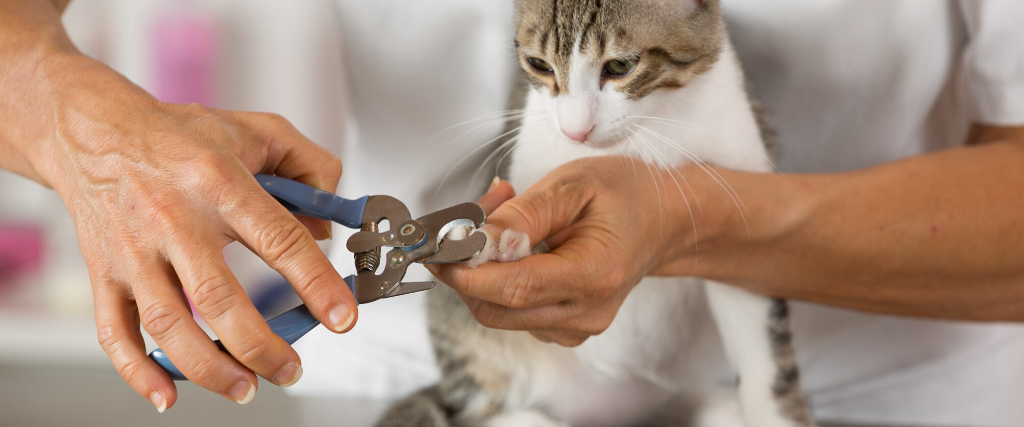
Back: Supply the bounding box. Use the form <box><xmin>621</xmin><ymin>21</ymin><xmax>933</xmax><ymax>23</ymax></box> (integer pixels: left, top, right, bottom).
<box><xmin>167</xmin><ymin>240</ymin><xmax>305</xmax><ymax>388</ymax></box>
<box><xmin>131</xmin><ymin>258</ymin><xmax>260</xmax><ymax>403</ymax></box>
<box><xmin>223</xmin><ymin>175</ymin><xmax>357</xmax><ymax>334</ymax></box>
<box><xmin>229</xmin><ymin>111</ymin><xmax>342</xmax><ymax>240</ymax></box>
<box><xmin>295</xmin><ymin>215</ymin><xmax>332</xmax><ymax>241</ymax></box>
<box><xmin>435</xmin><ymin>240</ymin><xmax>608</xmax><ymax>309</ymax></box>
<box><xmin>478</xmin><ymin>178</ymin><xmax>516</xmax><ymax>214</ymax></box>
<box><xmin>481</xmin><ymin>173</ymin><xmax>594</xmax><ymax>247</ymax></box>
<box><xmin>459</xmin><ymin>292</ymin><xmax>572</xmax><ymax>330</ymax></box>
<box><xmin>94</xmin><ymin>280</ymin><xmax>177</xmax><ymax>412</ymax></box>
<box><xmin>227</xmin><ymin>111</ymin><xmax>343</xmax><ymax>193</ymax></box>
<box><xmin>456</xmin><ymin>291</ymin><xmax>612</xmax><ymax>337</ymax></box>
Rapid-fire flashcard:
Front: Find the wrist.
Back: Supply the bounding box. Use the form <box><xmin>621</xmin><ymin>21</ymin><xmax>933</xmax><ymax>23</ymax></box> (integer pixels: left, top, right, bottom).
<box><xmin>0</xmin><ymin>18</ymin><xmax>82</xmax><ymax>186</ymax></box>
<box><xmin>13</xmin><ymin>51</ymin><xmax>164</xmax><ymax>192</ymax></box>
<box><xmin>654</xmin><ymin>166</ymin><xmax>818</xmax><ymax>284</ymax></box>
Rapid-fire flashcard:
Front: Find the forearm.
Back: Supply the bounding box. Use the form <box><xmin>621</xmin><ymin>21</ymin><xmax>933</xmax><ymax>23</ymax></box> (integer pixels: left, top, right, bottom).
<box><xmin>0</xmin><ymin>0</ymin><xmax>80</xmax><ymax>184</ymax></box>
<box><xmin>680</xmin><ymin>126</ymin><xmax>1024</xmax><ymax>321</ymax></box>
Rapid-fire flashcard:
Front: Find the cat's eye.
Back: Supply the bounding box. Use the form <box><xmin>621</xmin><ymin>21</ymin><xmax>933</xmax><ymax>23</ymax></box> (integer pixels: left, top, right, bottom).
<box><xmin>604</xmin><ymin>59</ymin><xmax>638</xmax><ymax>77</ymax></box>
<box><xmin>527</xmin><ymin>57</ymin><xmax>554</xmax><ymax>73</ymax></box>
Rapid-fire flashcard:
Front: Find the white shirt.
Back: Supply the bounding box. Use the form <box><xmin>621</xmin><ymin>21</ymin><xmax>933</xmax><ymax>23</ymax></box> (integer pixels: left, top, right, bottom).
<box><xmin>725</xmin><ymin>1</ymin><xmax>1024</xmax><ymax>425</ymax></box>
<box><xmin>293</xmin><ymin>1</ymin><xmax>1024</xmax><ymax>426</ymax></box>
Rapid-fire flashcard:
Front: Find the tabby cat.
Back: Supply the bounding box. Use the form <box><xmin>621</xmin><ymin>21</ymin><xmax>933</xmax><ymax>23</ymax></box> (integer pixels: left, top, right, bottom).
<box><xmin>380</xmin><ymin>1</ymin><xmax>814</xmax><ymax>426</ymax></box>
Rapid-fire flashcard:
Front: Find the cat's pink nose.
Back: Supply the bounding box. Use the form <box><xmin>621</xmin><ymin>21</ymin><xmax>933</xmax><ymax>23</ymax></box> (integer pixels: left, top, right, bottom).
<box><xmin>562</xmin><ymin>126</ymin><xmax>593</xmax><ymax>142</ymax></box>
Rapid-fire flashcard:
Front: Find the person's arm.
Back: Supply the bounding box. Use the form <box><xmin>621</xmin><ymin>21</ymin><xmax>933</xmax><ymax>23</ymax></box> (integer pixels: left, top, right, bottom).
<box><xmin>0</xmin><ymin>0</ymin><xmax>358</xmax><ymax>411</ymax></box>
<box><xmin>684</xmin><ymin>124</ymin><xmax>1024</xmax><ymax>319</ymax></box>
<box><xmin>432</xmin><ymin>124</ymin><xmax>1024</xmax><ymax>346</ymax></box>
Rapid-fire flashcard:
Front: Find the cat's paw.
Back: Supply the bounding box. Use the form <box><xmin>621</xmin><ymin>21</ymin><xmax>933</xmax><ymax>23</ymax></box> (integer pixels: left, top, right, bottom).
<box><xmin>495</xmin><ymin>229</ymin><xmax>531</xmax><ymax>262</ymax></box>
<box><xmin>447</xmin><ymin>226</ymin><xmax>531</xmax><ymax>268</ymax></box>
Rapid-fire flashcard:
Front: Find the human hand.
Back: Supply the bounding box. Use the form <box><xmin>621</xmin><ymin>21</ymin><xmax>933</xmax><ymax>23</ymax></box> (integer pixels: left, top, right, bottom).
<box><xmin>430</xmin><ymin>156</ymin><xmax>728</xmax><ymax>346</ymax></box>
<box><xmin>27</xmin><ymin>54</ymin><xmax>357</xmax><ymax>410</ymax></box>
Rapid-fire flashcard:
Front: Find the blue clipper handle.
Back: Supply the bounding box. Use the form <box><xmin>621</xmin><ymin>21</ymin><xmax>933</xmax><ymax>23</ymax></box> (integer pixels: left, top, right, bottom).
<box><xmin>254</xmin><ymin>173</ymin><xmax>368</xmax><ymax>229</ymax></box>
<box><xmin>150</xmin><ymin>276</ymin><xmax>358</xmax><ymax>381</ymax></box>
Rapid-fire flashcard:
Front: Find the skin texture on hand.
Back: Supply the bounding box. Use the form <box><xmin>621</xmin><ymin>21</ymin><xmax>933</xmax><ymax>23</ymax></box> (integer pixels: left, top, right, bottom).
<box><xmin>1</xmin><ymin>0</ymin><xmax>357</xmax><ymax>411</ymax></box>
<box><xmin>431</xmin><ymin>157</ymin><xmax>714</xmax><ymax>346</ymax></box>
<box><xmin>434</xmin><ymin>125</ymin><xmax>1024</xmax><ymax>347</ymax></box>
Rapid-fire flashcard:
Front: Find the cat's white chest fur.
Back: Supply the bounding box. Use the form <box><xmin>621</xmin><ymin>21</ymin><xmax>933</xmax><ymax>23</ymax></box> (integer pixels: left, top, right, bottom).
<box><xmin>501</xmin><ymin>42</ymin><xmax>790</xmax><ymax>427</ymax></box>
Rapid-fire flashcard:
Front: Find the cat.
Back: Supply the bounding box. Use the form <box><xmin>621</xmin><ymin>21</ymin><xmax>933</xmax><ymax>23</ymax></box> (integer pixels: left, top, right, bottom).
<box><xmin>380</xmin><ymin>0</ymin><xmax>814</xmax><ymax>426</ymax></box>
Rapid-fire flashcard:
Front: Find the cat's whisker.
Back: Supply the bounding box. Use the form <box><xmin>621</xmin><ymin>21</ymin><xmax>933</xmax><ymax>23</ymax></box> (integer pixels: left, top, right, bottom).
<box><xmin>467</xmin><ymin>124</ymin><xmax>540</xmax><ymax>199</ymax></box>
<box><xmin>627</xmin><ymin>126</ymin><xmax>705</xmax><ymax>260</ymax></box>
<box><xmin>434</xmin><ymin>123</ymin><xmax>527</xmax><ymax>199</ymax></box>
<box><xmin>494</xmin><ymin>139</ymin><xmax>520</xmax><ymax>180</ymax></box>
<box><xmin>627</xmin><ymin>125</ymin><xmax>700</xmax><ymax>212</ymax></box>
<box><xmin>625</xmin><ymin>115</ymin><xmax>703</xmax><ymax>130</ymax></box>
<box><xmin>437</xmin><ymin>113</ymin><xmax>530</xmax><ymax>154</ymax></box>
<box><xmin>427</xmin><ymin>109</ymin><xmax>536</xmax><ymax>144</ymax></box>
<box><xmin>631</xmin><ymin>124</ymin><xmax>747</xmax><ymax>213</ymax></box>
<box><xmin>629</xmin><ymin>115</ymin><xmax>784</xmax><ymax>175</ymax></box>
<box><xmin>494</xmin><ymin>123</ymin><xmax>544</xmax><ymax>183</ymax></box>
<box><xmin>621</xmin><ymin>137</ymin><xmax>640</xmax><ymax>183</ymax></box>
<box><xmin>628</xmin><ymin>127</ymin><xmax>703</xmax><ymax>252</ymax></box>
<box><xmin>634</xmin><ymin>124</ymin><xmax>754</xmax><ymax>241</ymax></box>
<box><xmin>628</xmin><ymin>134</ymin><xmax>666</xmax><ymax>228</ymax></box>
<box><xmin>429</xmin><ymin>109</ymin><xmax>544</xmax><ymax>162</ymax></box>
<box><xmin>613</xmin><ymin>136</ymin><xmax>638</xmax><ymax>181</ymax></box>
<box><xmin>622</xmin><ymin>117</ymin><xmax>761</xmax><ymax>215</ymax></box>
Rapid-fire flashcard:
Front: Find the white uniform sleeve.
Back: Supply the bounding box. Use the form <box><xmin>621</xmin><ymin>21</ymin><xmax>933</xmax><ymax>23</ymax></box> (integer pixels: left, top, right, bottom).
<box><xmin>959</xmin><ymin>0</ymin><xmax>1024</xmax><ymax>125</ymax></box>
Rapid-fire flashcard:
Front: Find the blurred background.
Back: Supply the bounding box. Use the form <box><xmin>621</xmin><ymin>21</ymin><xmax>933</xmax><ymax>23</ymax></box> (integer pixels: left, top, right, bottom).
<box><xmin>0</xmin><ymin>0</ymin><xmax>391</xmax><ymax>425</ymax></box>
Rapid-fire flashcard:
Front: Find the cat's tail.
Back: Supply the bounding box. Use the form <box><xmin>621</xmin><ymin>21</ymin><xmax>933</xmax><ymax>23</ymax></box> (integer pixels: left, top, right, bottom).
<box><xmin>375</xmin><ymin>387</ymin><xmax>452</xmax><ymax>427</ymax></box>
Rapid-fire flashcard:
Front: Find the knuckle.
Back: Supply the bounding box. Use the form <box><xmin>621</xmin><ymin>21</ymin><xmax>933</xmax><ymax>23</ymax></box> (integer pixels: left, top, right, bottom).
<box><xmin>182</xmin><ymin>102</ymin><xmax>214</xmax><ymax>116</ymax></box>
<box><xmin>549</xmin><ymin>166</ymin><xmax>589</xmax><ymax>195</ymax></box>
<box><xmin>256</xmin><ymin>218</ymin><xmax>309</xmax><ymax>266</ymax></box>
<box><xmin>231</xmin><ymin>332</ymin><xmax>274</xmax><ymax>366</ymax></box>
<box><xmin>503</xmin><ymin>196</ymin><xmax>545</xmax><ymax>235</ymax></box>
<box><xmin>263</xmin><ymin>113</ymin><xmax>295</xmax><ymax>131</ymax></box>
<box><xmin>592</xmin><ymin>263</ymin><xmax>627</xmax><ymax>300</ymax></box>
<box><xmin>185</xmin><ymin>357</ymin><xmax>219</xmax><ymax>384</ymax></box>
<box><xmin>193</xmin><ymin>152</ymin><xmax>237</xmax><ymax>185</ymax></box>
<box><xmin>172</xmin><ymin>153</ymin><xmax>243</xmax><ymax>210</ymax></box>
<box><xmin>188</xmin><ymin>275</ymin><xmax>239</xmax><ymax>321</ymax></box>
<box><xmin>117</xmin><ymin>357</ymin><xmax>145</xmax><ymax>386</ymax></box>
<box><xmin>140</xmin><ymin>303</ymin><xmax>185</xmax><ymax>343</ymax></box>
<box><xmin>289</xmin><ymin>265</ymin><xmax>333</xmax><ymax>299</ymax></box>
<box><xmin>142</xmin><ymin>189</ymin><xmax>188</xmax><ymax>232</ymax></box>
<box><xmin>322</xmin><ymin>156</ymin><xmax>343</xmax><ymax>180</ymax></box>
<box><xmin>96</xmin><ymin>320</ymin><xmax>126</xmax><ymax>353</ymax></box>
<box><xmin>583</xmin><ymin>320</ymin><xmax>611</xmax><ymax>337</ymax></box>
<box><xmin>577</xmin><ymin>307</ymin><xmax>614</xmax><ymax>337</ymax></box>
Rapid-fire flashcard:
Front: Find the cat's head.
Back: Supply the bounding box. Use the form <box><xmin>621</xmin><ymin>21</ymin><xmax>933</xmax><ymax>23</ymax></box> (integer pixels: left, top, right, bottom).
<box><xmin>514</xmin><ymin>0</ymin><xmax>724</xmax><ymax>148</ymax></box>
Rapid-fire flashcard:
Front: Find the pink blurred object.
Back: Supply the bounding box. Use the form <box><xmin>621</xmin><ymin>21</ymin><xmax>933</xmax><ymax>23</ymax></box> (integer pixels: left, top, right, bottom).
<box><xmin>152</xmin><ymin>8</ymin><xmax>220</xmax><ymax>106</ymax></box>
<box><xmin>0</xmin><ymin>224</ymin><xmax>44</xmax><ymax>286</ymax></box>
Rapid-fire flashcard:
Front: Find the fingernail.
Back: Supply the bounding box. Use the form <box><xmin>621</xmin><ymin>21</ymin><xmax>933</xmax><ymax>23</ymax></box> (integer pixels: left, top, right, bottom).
<box><xmin>487</xmin><ymin>176</ymin><xmax>501</xmax><ymax>193</ymax></box>
<box><xmin>229</xmin><ymin>381</ymin><xmax>256</xmax><ymax>404</ymax></box>
<box><xmin>149</xmin><ymin>390</ymin><xmax>167</xmax><ymax>413</ymax></box>
<box><xmin>329</xmin><ymin>304</ymin><xmax>354</xmax><ymax>332</ymax></box>
<box><xmin>273</xmin><ymin>362</ymin><xmax>303</xmax><ymax>387</ymax></box>
<box><xmin>323</xmin><ymin>222</ymin><xmax>333</xmax><ymax>240</ymax></box>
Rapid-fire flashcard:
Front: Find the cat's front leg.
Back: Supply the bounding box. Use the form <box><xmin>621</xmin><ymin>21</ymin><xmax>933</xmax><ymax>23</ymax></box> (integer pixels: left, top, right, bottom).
<box><xmin>705</xmin><ymin>282</ymin><xmax>816</xmax><ymax>427</ymax></box>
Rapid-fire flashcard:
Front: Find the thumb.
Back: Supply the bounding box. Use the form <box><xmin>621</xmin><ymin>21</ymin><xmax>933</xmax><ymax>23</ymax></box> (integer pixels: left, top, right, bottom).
<box><xmin>482</xmin><ymin>175</ymin><xmax>592</xmax><ymax>248</ymax></box>
<box><xmin>478</xmin><ymin>177</ymin><xmax>516</xmax><ymax>214</ymax></box>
